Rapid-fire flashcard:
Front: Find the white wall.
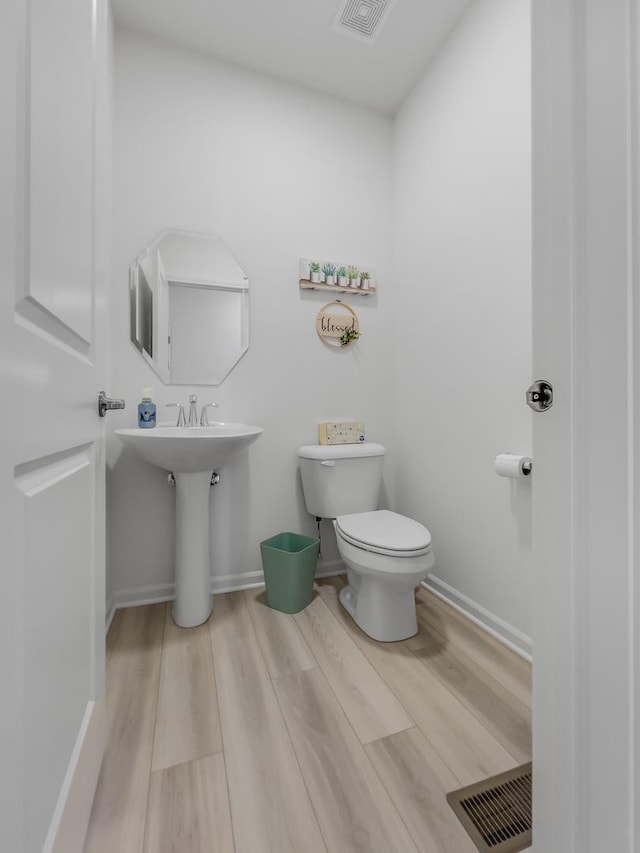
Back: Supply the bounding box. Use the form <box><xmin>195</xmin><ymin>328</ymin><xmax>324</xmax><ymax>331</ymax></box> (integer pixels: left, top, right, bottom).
<box><xmin>392</xmin><ymin>0</ymin><xmax>532</xmax><ymax>647</ymax></box>
<box><xmin>107</xmin><ymin>29</ymin><xmax>394</xmax><ymax>609</ymax></box>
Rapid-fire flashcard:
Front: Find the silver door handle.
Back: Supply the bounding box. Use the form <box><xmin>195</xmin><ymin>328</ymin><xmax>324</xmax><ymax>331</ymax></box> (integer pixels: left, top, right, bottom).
<box><xmin>98</xmin><ymin>391</ymin><xmax>125</xmax><ymax>417</ymax></box>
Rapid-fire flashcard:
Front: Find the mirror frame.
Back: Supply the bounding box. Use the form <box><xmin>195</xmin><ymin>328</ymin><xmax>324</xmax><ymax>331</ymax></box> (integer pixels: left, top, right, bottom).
<box><xmin>129</xmin><ymin>229</ymin><xmax>249</xmax><ymax>386</ymax></box>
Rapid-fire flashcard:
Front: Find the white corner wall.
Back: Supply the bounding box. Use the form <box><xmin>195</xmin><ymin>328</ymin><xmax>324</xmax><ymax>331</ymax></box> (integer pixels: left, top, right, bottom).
<box><xmin>107</xmin><ymin>29</ymin><xmax>394</xmax><ymax>609</ymax></box>
<box><xmin>392</xmin><ymin>0</ymin><xmax>532</xmax><ymax>648</ymax></box>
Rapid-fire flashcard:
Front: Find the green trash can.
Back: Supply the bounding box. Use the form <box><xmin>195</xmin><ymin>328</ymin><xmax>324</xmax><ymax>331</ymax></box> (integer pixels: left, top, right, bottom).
<box><xmin>260</xmin><ymin>532</ymin><xmax>320</xmax><ymax>614</ymax></box>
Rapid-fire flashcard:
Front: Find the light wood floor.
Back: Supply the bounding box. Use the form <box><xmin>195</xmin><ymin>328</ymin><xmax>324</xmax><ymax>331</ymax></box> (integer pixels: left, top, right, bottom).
<box><xmin>84</xmin><ymin>577</ymin><xmax>532</xmax><ymax>853</ymax></box>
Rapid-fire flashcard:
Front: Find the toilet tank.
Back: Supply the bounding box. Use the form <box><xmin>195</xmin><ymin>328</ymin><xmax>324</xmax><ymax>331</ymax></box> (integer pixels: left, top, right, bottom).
<box><xmin>297</xmin><ymin>442</ymin><xmax>386</xmax><ymax>518</ymax></box>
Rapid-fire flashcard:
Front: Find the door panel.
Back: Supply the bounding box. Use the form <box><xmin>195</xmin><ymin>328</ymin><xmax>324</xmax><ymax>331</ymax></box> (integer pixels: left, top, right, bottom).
<box><xmin>1</xmin><ymin>1</ymin><xmax>109</xmax><ymax>851</ymax></box>
<box><xmin>28</xmin><ymin>0</ymin><xmax>94</xmax><ymax>343</ymax></box>
<box><xmin>18</xmin><ymin>449</ymin><xmax>94</xmax><ymax>851</ymax></box>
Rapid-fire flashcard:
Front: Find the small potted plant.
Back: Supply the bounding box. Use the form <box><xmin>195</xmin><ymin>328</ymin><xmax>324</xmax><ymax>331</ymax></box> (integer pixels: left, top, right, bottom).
<box><xmin>337</xmin><ymin>266</ymin><xmax>348</xmax><ymax>287</ymax></box>
<box><xmin>322</xmin><ymin>262</ymin><xmax>337</xmax><ymax>286</ymax></box>
<box><xmin>360</xmin><ymin>271</ymin><xmax>371</xmax><ymax>290</ymax></box>
<box><xmin>347</xmin><ymin>265</ymin><xmax>360</xmax><ymax>288</ymax></box>
<box><xmin>309</xmin><ymin>261</ymin><xmax>321</xmax><ymax>283</ymax></box>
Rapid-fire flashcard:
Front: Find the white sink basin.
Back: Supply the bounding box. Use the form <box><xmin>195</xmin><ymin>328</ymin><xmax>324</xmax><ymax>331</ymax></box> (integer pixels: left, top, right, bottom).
<box><xmin>115</xmin><ymin>423</ymin><xmax>263</xmax><ymax>474</ymax></box>
<box><xmin>115</xmin><ymin>422</ymin><xmax>263</xmax><ymax>628</ymax></box>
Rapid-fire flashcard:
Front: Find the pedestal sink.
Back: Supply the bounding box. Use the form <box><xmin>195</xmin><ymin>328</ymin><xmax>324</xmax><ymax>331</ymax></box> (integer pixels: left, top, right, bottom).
<box><xmin>115</xmin><ymin>424</ymin><xmax>263</xmax><ymax>627</ymax></box>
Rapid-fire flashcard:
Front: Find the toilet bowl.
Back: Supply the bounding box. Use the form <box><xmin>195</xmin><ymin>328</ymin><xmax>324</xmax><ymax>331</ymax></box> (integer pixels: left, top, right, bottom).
<box><xmin>333</xmin><ymin>509</ymin><xmax>434</xmax><ymax>641</ymax></box>
<box><xmin>297</xmin><ymin>442</ymin><xmax>435</xmax><ymax>642</ymax></box>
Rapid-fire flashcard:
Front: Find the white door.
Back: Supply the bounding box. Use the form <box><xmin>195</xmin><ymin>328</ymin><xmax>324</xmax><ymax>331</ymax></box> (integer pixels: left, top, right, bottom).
<box><xmin>0</xmin><ymin>1</ymin><xmax>111</xmax><ymax>851</ymax></box>
<box><xmin>532</xmin><ymin>0</ymin><xmax>640</xmax><ymax>849</ymax></box>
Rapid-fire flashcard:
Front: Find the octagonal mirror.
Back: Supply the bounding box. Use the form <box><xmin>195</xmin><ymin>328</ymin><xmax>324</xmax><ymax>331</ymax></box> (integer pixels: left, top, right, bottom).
<box><xmin>129</xmin><ymin>229</ymin><xmax>249</xmax><ymax>385</ymax></box>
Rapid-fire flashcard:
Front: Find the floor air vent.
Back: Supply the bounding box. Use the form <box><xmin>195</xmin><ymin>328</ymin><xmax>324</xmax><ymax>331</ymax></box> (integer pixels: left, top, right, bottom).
<box><xmin>446</xmin><ymin>762</ymin><xmax>532</xmax><ymax>853</ymax></box>
<box><xmin>333</xmin><ymin>0</ymin><xmax>397</xmax><ymax>44</ymax></box>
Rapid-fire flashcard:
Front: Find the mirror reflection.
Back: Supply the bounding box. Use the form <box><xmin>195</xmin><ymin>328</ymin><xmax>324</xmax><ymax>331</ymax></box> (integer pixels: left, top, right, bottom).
<box><xmin>130</xmin><ymin>229</ymin><xmax>249</xmax><ymax>385</ymax></box>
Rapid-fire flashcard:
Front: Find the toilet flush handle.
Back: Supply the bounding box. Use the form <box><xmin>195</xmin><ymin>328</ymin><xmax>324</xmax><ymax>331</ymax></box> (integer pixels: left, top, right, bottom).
<box><xmin>321</xmin><ymin>460</ymin><xmax>336</xmax><ymax>467</ymax></box>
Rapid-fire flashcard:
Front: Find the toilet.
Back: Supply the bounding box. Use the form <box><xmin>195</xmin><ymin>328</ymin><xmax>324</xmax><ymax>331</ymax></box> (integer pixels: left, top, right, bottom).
<box><xmin>297</xmin><ymin>442</ymin><xmax>434</xmax><ymax>641</ymax></box>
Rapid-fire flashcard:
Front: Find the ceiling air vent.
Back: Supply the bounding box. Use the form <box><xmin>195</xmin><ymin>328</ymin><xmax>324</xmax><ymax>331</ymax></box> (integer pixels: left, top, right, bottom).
<box><xmin>333</xmin><ymin>0</ymin><xmax>397</xmax><ymax>45</ymax></box>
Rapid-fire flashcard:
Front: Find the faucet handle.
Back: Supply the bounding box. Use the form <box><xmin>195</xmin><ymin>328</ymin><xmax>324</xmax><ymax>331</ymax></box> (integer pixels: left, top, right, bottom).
<box><xmin>200</xmin><ymin>402</ymin><xmax>219</xmax><ymax>426</ymax></box>
<box><xmin>166</xmin><ymin>403</ymin><xmax>186</xmax><ymax>427</ymax></box>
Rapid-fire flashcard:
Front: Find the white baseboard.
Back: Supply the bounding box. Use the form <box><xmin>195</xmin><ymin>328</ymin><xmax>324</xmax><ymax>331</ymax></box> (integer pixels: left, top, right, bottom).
<box><xmin>43</xmin><ymin>697</ymin><xmax>105</xmax><ymax>853</ymax></box>
<box><xmin>315</xmin><ymin>558</ymin><xmax>346</xmax><ymax>578</ymax></box>
<box><xmin>105</xmin><ymin>596</ymin><xmax>116</xmax><ymax>633</ymax></box>
<box><xmin>106</xmin><ymin>567</ymin><xmax>531</xmax><ymax>664</ymax></box>
<box><xmin>107</xmin><ymin>560</ymin><xmax>346</xmax><ymax>625</ymax></box>
<box><xmin>111</xmin><ymin>581</ymin><xmax>175</xmax><ymax>611</ymax></box>
<box><xmin>422</xmin><ymin>574</ymin><xmax>532</xmax><ymax>662</ymax></box>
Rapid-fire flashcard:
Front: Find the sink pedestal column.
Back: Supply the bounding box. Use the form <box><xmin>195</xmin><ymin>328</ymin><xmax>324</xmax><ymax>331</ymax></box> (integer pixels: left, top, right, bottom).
<box><xmin>172</xmin><ymin>471</ymin><xmax>213</xmax><ymax>627</ymax></box>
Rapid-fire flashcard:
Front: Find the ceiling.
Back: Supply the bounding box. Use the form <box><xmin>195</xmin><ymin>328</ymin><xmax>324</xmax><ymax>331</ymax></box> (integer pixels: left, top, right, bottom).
<box><xmin>111</xmin><ymin>0</ymin><xmax>475</xmax><ymax>114</ymax></box>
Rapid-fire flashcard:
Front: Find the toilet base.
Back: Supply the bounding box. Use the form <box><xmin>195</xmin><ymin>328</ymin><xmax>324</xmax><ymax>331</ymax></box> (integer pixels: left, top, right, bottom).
<box><xmin>339</xmin><ymin>579</ymin><xmax>418</xmax><ymax>642</ymax></box>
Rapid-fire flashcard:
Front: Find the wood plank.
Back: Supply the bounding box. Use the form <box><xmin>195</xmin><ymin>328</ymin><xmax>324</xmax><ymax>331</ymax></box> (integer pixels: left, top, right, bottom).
<box><xmin>412</xmin><ymin>637</ymin><xmax>532</xmax><ymax>763</ymax></box>
<box><xmin>273</xmin><ymin>667</ymin><xmax>419</xmax><ymax>853</ymax></box>
<box><xmin>244</xmin><ymin>587</ymin><xmax>316</xmax><ymax>678</ymax></box>
<box><xmin>408</xmin><ymin>588</ymin><xmax>532</xmax><ymax>708</ymax></box>
<box><xmin>294</xmin><ymin>596</ymin><xmax>414</xmax><ymax>744</ymax></box>
<box><xmin>210</xmin><ymin>592</ymin><xmax>327</xmax><ymax>853</ymax></box>
<box><xmin>151</xmin><ymin>605</ymin><xmax>222</xmax><ymax>772</ymax></box>
<box><xmin>315</xmin><ymin>579</ymin><xmax>517</xmax><ymax>786</ymax></box>
<box><xmin>91</xmin><ymin>585</ymin><xmax>532</xmax><ymax>853</ymax></box>
<box><xmin>365</xmin><ymin>727</ymin><xmax>477</xmax><ymax>853</ymax></box>
<box><xmin>143</xmin><ymin>754</ymin><xmax>234</xmax><ymax>853</ymax></box>
<box><xmin>84</xmin><ymin>604</ymin><xmax>165</xmax><ymax>853</ymax></box>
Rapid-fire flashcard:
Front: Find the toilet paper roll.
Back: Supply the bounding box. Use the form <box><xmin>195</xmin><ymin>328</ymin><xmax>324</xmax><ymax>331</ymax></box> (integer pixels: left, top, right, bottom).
<box><xmin>494</xmin><ymin>454</ymin><xmax>532</xmax><ymax>479</ymax></box>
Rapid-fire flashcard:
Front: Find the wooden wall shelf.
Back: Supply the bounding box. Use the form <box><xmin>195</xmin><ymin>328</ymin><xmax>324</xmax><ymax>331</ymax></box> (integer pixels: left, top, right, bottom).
<box><xmin>299</xmin><ymin>279</ymin><xmax>375</xmax><ymax>296</ymax></box>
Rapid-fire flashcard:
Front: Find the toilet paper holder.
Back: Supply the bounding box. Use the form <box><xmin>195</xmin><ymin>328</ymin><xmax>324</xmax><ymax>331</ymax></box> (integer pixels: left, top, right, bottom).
<box><xmin>494</xmin><ymin>453</ymin><xmax>533</xmax><ymax>479</ymax></box>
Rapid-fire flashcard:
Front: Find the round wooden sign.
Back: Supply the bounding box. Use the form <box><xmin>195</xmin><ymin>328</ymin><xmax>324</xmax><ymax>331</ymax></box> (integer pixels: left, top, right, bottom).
<box><xmin>316</xmin><ymin>301</ymin><xmax>360</xmax><ymax>348</ymax></box>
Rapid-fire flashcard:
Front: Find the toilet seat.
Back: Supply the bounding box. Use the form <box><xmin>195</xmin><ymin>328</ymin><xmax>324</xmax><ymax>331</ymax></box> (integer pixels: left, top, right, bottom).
<box><xmin>336</xmin><ymin>509</ymin><xmax>431</xmax><ymax>558</ymax></box>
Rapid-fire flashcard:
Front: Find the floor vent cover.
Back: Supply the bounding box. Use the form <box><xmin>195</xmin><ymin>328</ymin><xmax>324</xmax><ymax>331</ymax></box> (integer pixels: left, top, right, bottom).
<box><xmin>333</xmin><ymin>0</ymin><xmax>397</xmax><ymax>44</ymax></box>
<box><xmin>446</xmin><ymin>762</ymin><xmax>532</xmax><ymax>853</ymax></box>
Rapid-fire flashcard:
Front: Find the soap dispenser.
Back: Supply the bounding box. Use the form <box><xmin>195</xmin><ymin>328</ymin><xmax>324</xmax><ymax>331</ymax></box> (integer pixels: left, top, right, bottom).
<box><xmin>138</xmin><ymin>388</ymin><xmax>157</xmax><ymax>429</ymax></box>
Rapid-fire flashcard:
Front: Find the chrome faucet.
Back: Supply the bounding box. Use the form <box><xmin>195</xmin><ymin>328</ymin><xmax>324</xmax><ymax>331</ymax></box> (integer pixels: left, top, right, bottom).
<box><xmin>166</xmin><ymin>395</ymin><xmax>219</xmax><ymax>427</ymax></box>
<box><xmin>187</xmin><ymin>394</ymin><xmax>198</xmax><ymax>427</ymax></box>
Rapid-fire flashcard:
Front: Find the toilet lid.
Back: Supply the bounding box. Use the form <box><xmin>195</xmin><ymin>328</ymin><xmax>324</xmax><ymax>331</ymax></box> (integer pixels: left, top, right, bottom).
<box><xmin>336</xmin><ymin>510</ymin><xmax>431</xmax><ymax>556</ymax></box>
